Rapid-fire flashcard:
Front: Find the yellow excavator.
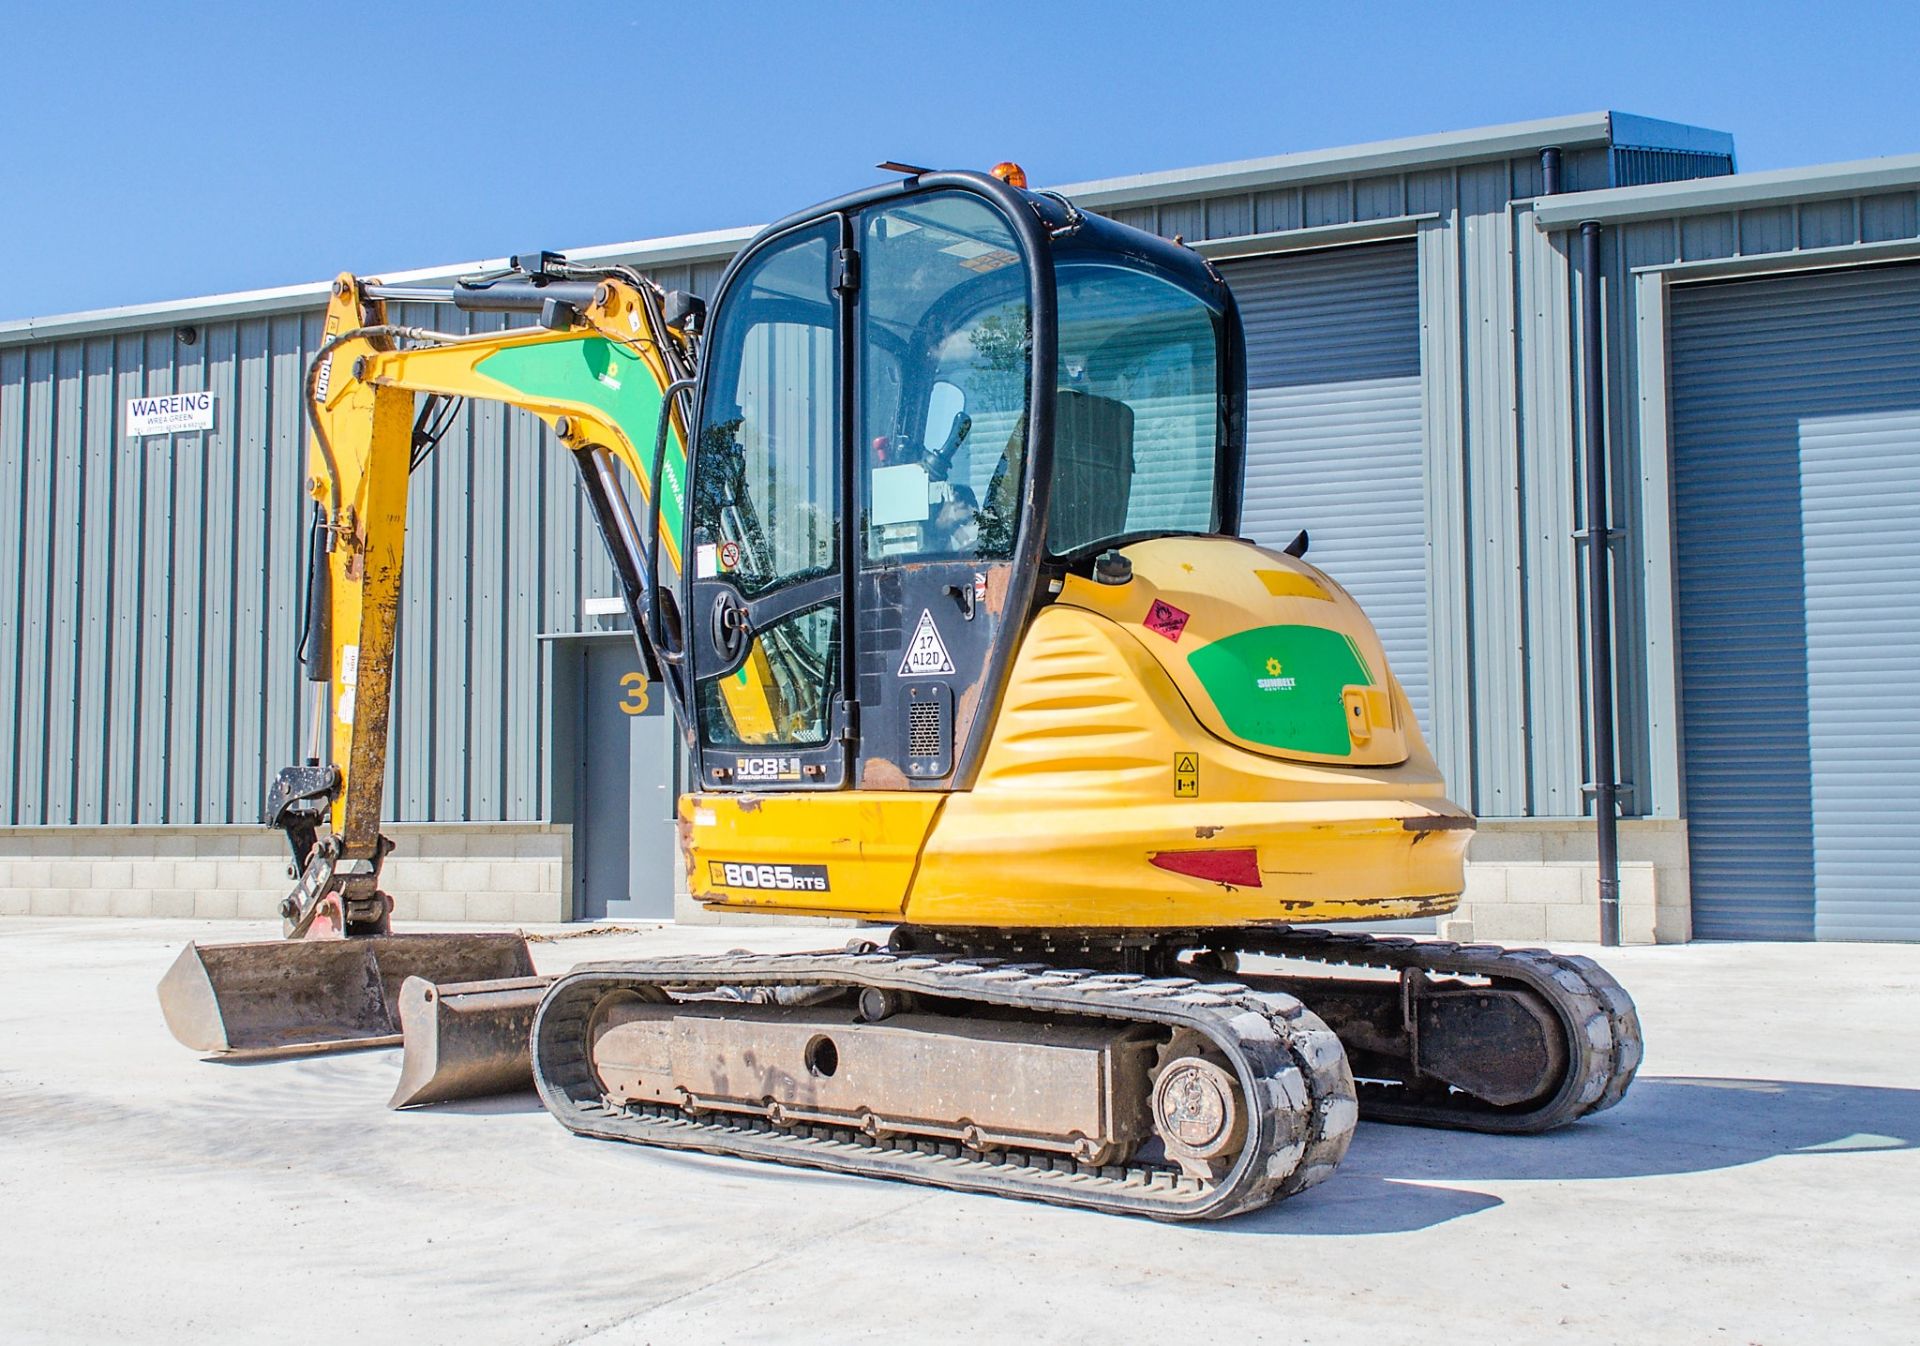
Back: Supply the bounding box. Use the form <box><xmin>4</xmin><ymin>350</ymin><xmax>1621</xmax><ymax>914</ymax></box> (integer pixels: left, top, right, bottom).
<box><xmin>158</xmin><ymin>165</ymin><xmax>1640</xmax><ymax>1219</ymax></box>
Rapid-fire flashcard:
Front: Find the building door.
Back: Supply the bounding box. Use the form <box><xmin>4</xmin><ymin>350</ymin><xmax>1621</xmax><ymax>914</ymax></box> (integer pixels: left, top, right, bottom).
<box><xmin>1669</xmin><ymin>263</ymin><xmax>1920</xmax><ymax>941</ymax></box>
<box><xmin>575</xmin><ymin>636</ymin><xmax>677</xmax><ymax>919</ymax></box>
<box><xmin>1220</xmin><ymin>242</ymin><xmax>1430</xmax><ymax>735</ymax></box>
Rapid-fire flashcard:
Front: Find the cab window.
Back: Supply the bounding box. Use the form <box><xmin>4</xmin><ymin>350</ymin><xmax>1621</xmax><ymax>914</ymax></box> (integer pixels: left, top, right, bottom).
<box><xmin>1048</xmin><ymin>263</ymin><xmax>1227</xmax><ymax>556</ymax></box>
<box><xmin>858</xmin><ymin>192</ymin><xmax>1031</xmax><ymax>564</ymax></box>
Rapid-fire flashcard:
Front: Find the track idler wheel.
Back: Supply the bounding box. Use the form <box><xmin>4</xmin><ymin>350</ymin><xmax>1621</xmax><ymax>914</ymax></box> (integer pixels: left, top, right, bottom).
<box><xmin>1150</xmin><ymin>1030</ymin><xmax>1249</xmax><ymax>1181</ymax></box>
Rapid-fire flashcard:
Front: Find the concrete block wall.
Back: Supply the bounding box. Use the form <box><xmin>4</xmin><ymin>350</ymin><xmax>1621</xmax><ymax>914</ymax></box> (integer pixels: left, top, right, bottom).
<box><xmin>1452</xmin><ymin>818</ymin><xmax>1691</xmax><ymax>944</ymax></box>
<box><xmin>0</xmin><ymin>816</ymin><xmax>1696</xmax><ymax>944</ymax></box>
<box><xmin>0</xmin><ymin>823</ymin><xmax>572</xmax><ymax>923</ymax></box>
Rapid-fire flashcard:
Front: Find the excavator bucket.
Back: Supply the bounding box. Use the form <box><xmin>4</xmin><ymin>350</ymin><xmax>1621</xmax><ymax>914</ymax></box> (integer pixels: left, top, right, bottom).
<box><xmin>387</xmin><ymin>974</ymin><xmax>551</xmax><ymax>1109</ymax></box>
<box><xmin>157</xmin><ymin>933</ymin><xmax>537</xmax><ymax>1056</ymax></box>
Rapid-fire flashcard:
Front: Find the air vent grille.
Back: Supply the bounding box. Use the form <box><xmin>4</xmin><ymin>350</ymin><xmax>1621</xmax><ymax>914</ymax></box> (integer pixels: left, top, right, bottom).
<box><xmin>908</xmin><ymin>699</ymin><xmax>943</xmax><ymax>758</ymax></box>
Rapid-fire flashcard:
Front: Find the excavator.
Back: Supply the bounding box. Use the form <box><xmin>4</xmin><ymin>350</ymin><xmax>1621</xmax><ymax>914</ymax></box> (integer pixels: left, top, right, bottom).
<box><xmin>158</xmin><ymin>164</ymin><xmax>1641</xmax><ymax>1219</ymax></box>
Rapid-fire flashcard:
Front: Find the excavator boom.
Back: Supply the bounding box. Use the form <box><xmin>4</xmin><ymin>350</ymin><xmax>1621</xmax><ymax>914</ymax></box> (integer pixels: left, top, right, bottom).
<box><xmin>159</xmin><ymin>260</ymin><xmax>697</xmax><ymax>1059</ymax></box>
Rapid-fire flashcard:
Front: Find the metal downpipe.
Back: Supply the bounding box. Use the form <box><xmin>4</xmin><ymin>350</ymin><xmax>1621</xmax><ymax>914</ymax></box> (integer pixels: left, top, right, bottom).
<box><xmin>1579</xmin><ymin>220</ymin><xmax>1622</xmax><ymax>947</ymax></box>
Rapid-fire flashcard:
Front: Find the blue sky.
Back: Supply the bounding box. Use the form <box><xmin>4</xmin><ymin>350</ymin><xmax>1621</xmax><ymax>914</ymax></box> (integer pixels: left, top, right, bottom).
<box><xmin>2</xmin><ymin>0</ymin><xmax>1914</xmax><ymax>322</ymax></box>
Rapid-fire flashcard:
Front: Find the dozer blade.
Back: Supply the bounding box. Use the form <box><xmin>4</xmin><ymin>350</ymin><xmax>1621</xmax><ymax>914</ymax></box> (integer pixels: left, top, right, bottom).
<box><xmin>388</xmin><ymin>974</ymin><xmax>552</xmax><ymax>1109</ymax></box>
<box><xmin>157</xmin><ymin>933</ymin><xmax>537</xmax><ymax>1056</ymax></box>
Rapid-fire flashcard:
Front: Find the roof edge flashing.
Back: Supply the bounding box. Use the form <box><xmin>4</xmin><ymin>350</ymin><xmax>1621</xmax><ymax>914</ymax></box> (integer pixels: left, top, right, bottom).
<box><xmin>0</xmin><ymin>223</ymin><xmax>762</xmax><ymax>347</ymax></box>
<box><xmin>1059</xmin><ymin>112</ymin><xmax>1617</xmax><ymax>210</ymax></box>
<box><xmin>1534</xmin><ymin>153</ymin><xmax>1920</xmax><ymax>229</ymax></box>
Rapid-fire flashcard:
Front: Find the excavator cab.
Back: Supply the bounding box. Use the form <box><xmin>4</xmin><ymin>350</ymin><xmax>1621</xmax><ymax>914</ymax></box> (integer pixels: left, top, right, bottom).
<box><xmin>668</xmin><ymin>175</ymin><xmax>1242</xmax><ymax>800</ymax></box>
<box><xmin>655</xmin><ymin>174</ymin><xmax>1460</xmax><ymax>927</ymax></box>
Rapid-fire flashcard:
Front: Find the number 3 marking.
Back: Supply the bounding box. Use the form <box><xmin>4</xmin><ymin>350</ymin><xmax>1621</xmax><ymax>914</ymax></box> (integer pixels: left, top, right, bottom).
<box><xmin>618</xmin><ymin>671</ymin><xmax>650</xmax><ymax>715</ymax></box>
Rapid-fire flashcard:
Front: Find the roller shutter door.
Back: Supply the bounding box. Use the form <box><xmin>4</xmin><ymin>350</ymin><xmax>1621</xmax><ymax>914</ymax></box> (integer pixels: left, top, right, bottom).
<box><xmin>1669</xmin><ymin>263</ymin><xmax>1920</xmax><ymax>941</ymax></box>
<box><xmin>1223</xmin><ymin>242</ymin><xmax>1429</xmax><ymax>733</ymax></box>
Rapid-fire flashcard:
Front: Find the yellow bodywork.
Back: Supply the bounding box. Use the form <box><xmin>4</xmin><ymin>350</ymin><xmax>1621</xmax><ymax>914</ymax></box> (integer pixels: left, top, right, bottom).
<box><xmin>689</xmin><ymin>539</ymin><xmax>1472</xmax><ymax>927</ymax></box>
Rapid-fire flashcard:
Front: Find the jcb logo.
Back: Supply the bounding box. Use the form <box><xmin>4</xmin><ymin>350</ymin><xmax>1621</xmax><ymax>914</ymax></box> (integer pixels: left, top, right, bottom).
<box><xmin>736</xmin><ymin>755</ymin><xmax>800</xmax><ymax>780</ymax></box>
<box><xmin>708</xmin><ymin>861</ymin><xmax>830</xmax><ymax>893</ymax></box>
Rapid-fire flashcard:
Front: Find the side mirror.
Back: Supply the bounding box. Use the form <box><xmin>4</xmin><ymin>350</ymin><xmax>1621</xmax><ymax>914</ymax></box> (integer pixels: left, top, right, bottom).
<box><xmin>663</xmin><ymin>290</ymin><xmax>706</xmax><ymax>336</ymax></box>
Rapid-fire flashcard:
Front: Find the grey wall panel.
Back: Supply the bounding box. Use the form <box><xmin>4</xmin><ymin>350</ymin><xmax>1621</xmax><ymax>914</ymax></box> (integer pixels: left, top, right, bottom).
<box><xmin>16</xmin><ymin>345</ymin><xmax>54</xmax><ymax>821</ymax></box>
<box><xmin>1799</xmin><ymin>200</ymin><xmax>1854</xmax><ymax>250</ymax></box>
<box><xmin>1459</xmin><ymin>163</ymin><xmax>1526</xmax><ymax>814</ymax></box>
<box><xmin>1669</xmin><ymin>264</ymin><xmax>1920</xmax><ymax>941</ymax></box>
<box><xmin>0</xmin><ymin>348</ymin><xmax>21</xmax><ymax>819</ymax></box>
<box><xmin>1681</xmin><ymin>213</ymin><xmax>1737</xmax><ymax>262</ymax></box>
<box><xmin>1515</xmin><ymin>215</ymin><xmax>1584</xmax><ymax>816</ymax></box>
<box><xmin>0</xmin><ymin>296</ymin><xmax>658</xmax><ymax>827</ymax></box>
<box><xmin>1204</xmin><ymin>194</ymin><xmax>1252</xmax><ymax>240</ymax></box>
<box><xmin>1355</xmin><ymin>175</ymin><xmax>1403</xmax><ymax>221</ymax></box>
<box><xmin>1254</xmin><ymin>188</ymin><xmax>1303</xmax><ymax>235</ymax></box>
<box><xmin>1861</xmin><ymin>192</ymin><xmax>1918</xmax><ymax>243</ymax></box>
<box><xmin>1304</xmin><ymin>182</ymin><xmax>1350</xmax><ymax>228</ymax></box>
<box><xmin>1416</xmin><ymin>218</ymin><xmax>1472</xmax><ymax>805</ymax></box>
<box><xmin>45</xmin><ymin>339</ymin><xmax>84</xmax><ymax>824</ymax></box>
<box><xmin>1225</xmin><ymin>242</ymin><xmax>1429</xmax><ymax>734</ymax></box>
<box><xmin>1607</xmin><ymin>218</ymin><xmax>1680</xmax><ymax>823</ymax></box>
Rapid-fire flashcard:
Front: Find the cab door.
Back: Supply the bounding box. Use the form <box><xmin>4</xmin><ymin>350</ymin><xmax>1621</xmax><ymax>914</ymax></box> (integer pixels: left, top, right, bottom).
<box><xmin>686</xmin><ymin>218</ymin><xmax>851</xmax><ymax>790</ymax></box>
<box><xmin>852</xmin><ymin>191</ymin><xmax>1034</xmax><ymax>789</ymax></box>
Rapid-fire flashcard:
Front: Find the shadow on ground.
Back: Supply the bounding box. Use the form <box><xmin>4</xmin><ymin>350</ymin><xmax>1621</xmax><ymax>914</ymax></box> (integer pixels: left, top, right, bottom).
<box><xmin>155</xmin><ymin>1065</ymin><xmax>1920</xmax><ymax>1237</ymax></box>
<box><xmin>414</xmin><ymin>1091</ymin><xmax>547</xmax><ymax>1116</ymax></box>
<box><xmin>1225</xmin><ymin>1075</ymin><xmax>1917</xmax><ymax>1236</ymax></box>
<box><xmin>1370</xmin><ymin>1076</ymin><xmax>1918</xmax><ymax>1182</ymax></box>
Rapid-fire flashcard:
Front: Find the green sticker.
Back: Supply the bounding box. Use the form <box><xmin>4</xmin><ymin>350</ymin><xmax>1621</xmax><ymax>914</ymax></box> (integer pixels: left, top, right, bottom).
<box><xmin>1186</xmin><ymin>624</ymin><xmax>1372</xmax><ymax>757</ymax></box>
<box><xmin>475</xmin><ymin>337</ymin><xmax>686</xmax><ymax>558</ymax></box>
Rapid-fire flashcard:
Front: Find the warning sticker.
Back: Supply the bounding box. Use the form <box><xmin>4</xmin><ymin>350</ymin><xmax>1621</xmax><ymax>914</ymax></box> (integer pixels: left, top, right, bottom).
<box><xmin>719</xmin><ymin>540</ymin><xmax>742</xmax><ymax>572</ymax></box>
<box><xmin>1144</xmin><ymin>599</ymin><xmax>1190</xmax><ymax>643</ymax></box>
<box><xmin>898</xmin><ymin>608</ymin><xmax>956</xmax><ymax>676</ymax></box>
<box><xmin>1174</xmin><ymin>752</ymin><xmax>1199</xmax><ymax>798</ymax></box>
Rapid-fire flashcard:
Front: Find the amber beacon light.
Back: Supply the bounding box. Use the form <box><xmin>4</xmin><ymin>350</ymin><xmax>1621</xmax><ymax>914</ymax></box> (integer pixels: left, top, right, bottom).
<box><xmin>990</xmin><ymin>161</ymin><xmax>1028</xmax><ymax>188</ymax></box>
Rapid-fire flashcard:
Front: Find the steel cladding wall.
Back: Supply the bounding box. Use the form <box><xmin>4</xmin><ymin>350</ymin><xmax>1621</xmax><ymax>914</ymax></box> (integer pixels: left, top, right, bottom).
<box><xmin>0</xmin><ymin>262</ymin><xmax>723</xmax><ymax>828</ymax></box>
<box><xmin>0</xmin><ymin>113</ymin><xmax>1739</xmax><ymax>835</ymax></box>
<box><xmin>1530</xmin><ymin>165</ymin><xmax>1920</xmax><ymax>939</ymax></box>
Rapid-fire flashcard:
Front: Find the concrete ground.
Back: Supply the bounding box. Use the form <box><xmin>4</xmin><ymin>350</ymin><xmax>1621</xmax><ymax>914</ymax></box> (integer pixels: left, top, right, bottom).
<box><xmin>1</xmin><ymin>918</ymin><xmax>1915</xmax><ymax>1345</ymax></box>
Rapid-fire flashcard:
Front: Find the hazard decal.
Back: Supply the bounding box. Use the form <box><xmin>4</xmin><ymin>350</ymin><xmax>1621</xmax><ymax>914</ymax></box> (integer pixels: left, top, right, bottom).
<box><xmin>898</xmin><ymin>608</ymin><xmax>956</xmax><ymax>676</ymax></box>
<box><xmin>1144</xmin><ymin>599</ymin><xmax>1190</xmax><ymax>643</ymax></box>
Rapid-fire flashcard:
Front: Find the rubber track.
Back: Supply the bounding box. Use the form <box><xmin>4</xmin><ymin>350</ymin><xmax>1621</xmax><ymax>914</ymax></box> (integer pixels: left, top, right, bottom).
<box><xmin>531</xmin><ymin>950</ymin><xmax>1358</xmax><ymax>1221</ymax></box>
<box><xmin>1233</xmin><ymin>929</ymin><xmax>1644</xmax><ymax>1133</ymax></box>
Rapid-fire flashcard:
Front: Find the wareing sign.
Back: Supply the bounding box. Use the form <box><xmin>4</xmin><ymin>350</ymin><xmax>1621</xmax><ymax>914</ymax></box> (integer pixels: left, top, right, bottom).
<box><xmin>125</xmin><ymin>391</ymin><xmax>215</xmax><ymax>437</ymax></box>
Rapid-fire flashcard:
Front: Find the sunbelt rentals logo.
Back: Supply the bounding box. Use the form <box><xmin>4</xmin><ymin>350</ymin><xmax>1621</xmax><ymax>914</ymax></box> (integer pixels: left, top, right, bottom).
<box><xmin>1257</xmin><ymin>656</ymin><xmax>1296</xmax><ymax>692</ymax></box>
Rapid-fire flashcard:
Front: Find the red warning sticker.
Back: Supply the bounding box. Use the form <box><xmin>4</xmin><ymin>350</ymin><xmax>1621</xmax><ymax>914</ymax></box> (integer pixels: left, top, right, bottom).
<box><xmin>1144</xmin><ymin>599</ymin><xmax>1190</xmax><ymax>643</ymax></box>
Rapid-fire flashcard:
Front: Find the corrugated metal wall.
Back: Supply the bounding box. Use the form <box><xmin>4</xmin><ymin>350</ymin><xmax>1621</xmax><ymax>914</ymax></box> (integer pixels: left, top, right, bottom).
<box><xmin>3</xmin><ymin>125</ymin><xmax>1756</xmax><ymax>833</ymax></box>
<box><xmin>1582</xmin><ymin>181</ymin><xmax>1920</xmax><ymax>830</ymax></box>
<box><xmin>1668</xmin><ymin>264</ymin><xmax>1920</xmax><ymax>941</ymax></box>
<box><xmin>0</xmin><ymin>259</ymin><xmax>725</xmax><ymax>827</ymax></box>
